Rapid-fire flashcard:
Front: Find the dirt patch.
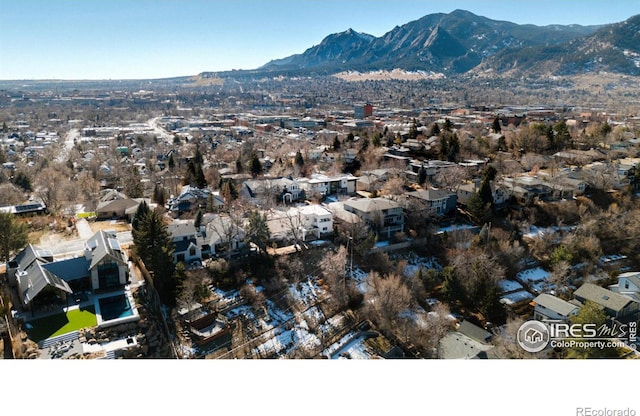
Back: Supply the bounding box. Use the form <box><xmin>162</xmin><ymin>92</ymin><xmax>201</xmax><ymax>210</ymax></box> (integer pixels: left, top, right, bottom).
<box><xmin>88</xmin><ymin>220</ymin><xmax>131</xmax><ymax>233</ymax></box>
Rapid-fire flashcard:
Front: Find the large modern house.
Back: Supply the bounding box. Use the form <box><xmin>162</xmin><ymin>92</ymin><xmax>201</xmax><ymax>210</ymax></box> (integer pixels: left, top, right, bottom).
<box><xmin>7</xmin><ymin>230</ymin><xmax>130</xmax><ymax>315</ymax></box>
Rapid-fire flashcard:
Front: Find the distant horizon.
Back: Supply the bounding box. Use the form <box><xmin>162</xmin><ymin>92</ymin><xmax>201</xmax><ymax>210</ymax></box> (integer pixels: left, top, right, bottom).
<box><xmin>1</xmin><ymin>1</ymin><xmax>638</xmax><ymax>81</ymax></box>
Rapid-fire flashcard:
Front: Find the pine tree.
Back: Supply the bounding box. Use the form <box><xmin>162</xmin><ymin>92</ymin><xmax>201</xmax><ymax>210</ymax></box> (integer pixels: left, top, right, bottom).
<box><xmin>333</xmin><ymin>136</ymin><xmax>341</xmax><ymax>150</ymax></box>
<box><xmin>132</xmin><ymin>209</ymin><xmax>177</xmax><ymax>306</ymax></box>
<box><xmin>194</xmin><ymin>209</ymin><xmax>203</xmax><ymax>229</ymax></box>
<box><xmin>247</xmin><ymin>210</ymin><xmax>271</xmax><ymax>253</ymax></box>
<box><xmin>0</xmin><ymin>212</ymin><xmax>28</xmax><ymax>263</ymax></box>
<box><xmin>491</xmin><ymin>117</ymin><xmax>502</xmax><ymax>134</ymax></box>
<box><xmin>250</xmin><ymin>154</ymin><xmax>262</xmax><ymax>178</ymax></box>
<box><xmin>131</xmin><ymin>200</ymin><xmax>150</xmax><ymax>231</ymax></box>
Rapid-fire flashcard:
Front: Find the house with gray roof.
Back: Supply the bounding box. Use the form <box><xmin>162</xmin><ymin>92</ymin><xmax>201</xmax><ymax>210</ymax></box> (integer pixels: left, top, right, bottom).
<box><xmin>437</xmin><ymin>320</ymin><xmax>494</xmax><ymax>359</ymax></box>
<box><xmin>532</xmin><ymin>293</ymin><xmax>581</xmax><ymax>322</ymax></box>
<box><xmin>406</xmin><ymin>188</ymin><xmax>457</xmax><ymax>216</ymax></box>
<box><xmin>8</xmin><ymin>230</ymin><xmax>129</xmax><ymax>313</ymax></box>
<box><xmin>167</xmin><ymin>220</ymin><xmax>202</xmax><ymax>265</ymax></box>
<box><xmin>343</xmin><ymin>197</ymin><xmax>404</xmax><ymax>240</ymax></box>
<box><xmin>609</xmin><ymin>272</ymin><xmax>640</xmax><ymax>298</ymax></box>
<box><xmin>573</xmin><ymin>283</ymin><xmax>640</xmax><ymax>321</ymax></box>
<box><xmin>201</xmin><ymin>215</ymin><xmax>246</xmax><ymax>258</ymax></box>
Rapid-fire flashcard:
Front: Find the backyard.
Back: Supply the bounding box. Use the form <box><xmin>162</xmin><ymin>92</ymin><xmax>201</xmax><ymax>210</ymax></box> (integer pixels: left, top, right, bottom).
<box><xmin>26</xmin><ymin>306</ymin><xmax>97</xmax><ymax>342</ymax></box>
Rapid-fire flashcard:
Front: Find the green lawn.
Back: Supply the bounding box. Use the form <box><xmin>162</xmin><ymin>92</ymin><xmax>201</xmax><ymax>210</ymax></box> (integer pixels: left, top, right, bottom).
<box><xmin>26</xmin><ymin>306</ymin><xmax>97</xmax><ymax>342</ymax></box>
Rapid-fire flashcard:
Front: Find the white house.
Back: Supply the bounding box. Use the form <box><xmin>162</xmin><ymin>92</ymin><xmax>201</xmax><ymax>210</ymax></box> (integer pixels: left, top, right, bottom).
<box><xmin>167</xmin><ymin>220</ymin><xmax>202</xmax><ymax>265</ymax></box>
<box><xmin>609</xmin><ymin>271</ymin><xmax>640</xmax><ymax>296</ymax></box>
<box><xmin>531</xmin><ymin>293</ymin><xmax>580</xmax><ymax>322</ymax></box>
<box><xmin>265</xmin><ymin>204</ymin><xmax>333</xmax><ymax>244</ymax></box>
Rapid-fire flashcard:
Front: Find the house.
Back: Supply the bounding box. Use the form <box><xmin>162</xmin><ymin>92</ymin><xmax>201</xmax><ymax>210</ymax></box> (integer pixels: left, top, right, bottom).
<box><xmin>609</xmin><ymin>272</ymin><xmax>640</xmax><ymax>297</ymax></box>
<box><xmin>297</xmin><ymin>173</ymin><xmax>358</xmax><ymax>198</ymax></box>
<box><xmin>406</xmin><ymin>188</ymin><xmax>457</xmax><ymax>216</ymax></box>
<box><xmin>94</xmin><ymin>188</ymin><xmax>152</xmax><ymax>221</ymax></box>
<box><xmin>201</xmin><ymin>215</ymin><xmax>246</xmax><ymax>258</ymax></box>
<box><xmin>437</xmin><ymin>320</ymin><xmax>494</xmax><ymax>359</ymax></box>
<box><xmin>167</xmin><ymin>185</ymin><xmax>217</xmax><ymax>215</ymax></box>
<box><xmin>457</xmin><ymin>180</ymin><xmax>509</xmax><ymax>207</ymax></box>
<box><xmin>265</xmin><ymin>205</ymin><xmax>333</xmax><ymax>244</ymax></box>
<box><xmin>531</xmin><ymin>293</ymin><xmax>581</xmax><ymax>322</ymax></box>
<box><xmin>167</xmin><ymin>220</ymin><xmax>202</xmax><ymax>265</ymax></box>
<box><xmin>573</xmin><ymin>283</ymin><xmax>640</xmax><ymax>322</ymax></box>
<box><xmin>343</xmin><ymin>197</ymin><xmax>404</xmax><ymax>240</ymax></box>
<box><xmin>8</xmin><ymin>230</ymin><xmax>129</xmax><ymax>313</ymax></box>
<box><xmin>242</xmin><ymin>177</ymin><xmax>302</xmax><ymax>205</ymax></box>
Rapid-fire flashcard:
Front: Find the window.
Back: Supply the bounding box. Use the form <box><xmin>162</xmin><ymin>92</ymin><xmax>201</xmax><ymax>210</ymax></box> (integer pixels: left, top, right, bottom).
<box><xmin>98</xmin><ymin>262</ymin><xmax>120</xmax><ymax>289</ymax></box>
<box><xmin>189</xmin><ymin>246</ymin><xmax>196</xmax><ymax>257</ymax></box>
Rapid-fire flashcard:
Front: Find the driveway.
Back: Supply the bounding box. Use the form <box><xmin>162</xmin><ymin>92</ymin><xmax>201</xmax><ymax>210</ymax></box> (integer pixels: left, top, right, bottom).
<box><xmin>75</xmin><ymin>219</ymin><xmax>94</xmax><ymax>240</ymax></box>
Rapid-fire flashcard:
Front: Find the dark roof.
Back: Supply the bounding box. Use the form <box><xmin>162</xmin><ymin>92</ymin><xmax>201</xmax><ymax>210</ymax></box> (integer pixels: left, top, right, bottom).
<box><xmin>174</xmin><ymin>239</ymin><xmax>197</xmax><ymax>253</ymax></box>
<box><xmin>42</xmin><ymin>256</ymin><xmax>91</xmax><ymax>281</ymax></box>
<box><xmin>18</xmin><ymin>261</ymin><xmax>73</xmax><ymax>305</ymax></box>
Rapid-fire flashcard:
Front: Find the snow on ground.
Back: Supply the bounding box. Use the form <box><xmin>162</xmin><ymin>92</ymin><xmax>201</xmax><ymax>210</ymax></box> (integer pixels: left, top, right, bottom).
<box><xmin>350</xmin><ymin>267</ymin><xmax>369</xmax><ymax>294</ymax></box>
<box><xmin>522</xmin><ymin>225</ymin><xmax>574</xmax><ymax>240</ymax></box>
<box><xmin>436</xmin><ymin>223</ymin><xmax>478</xmax><ymax>235</ymax></box>
<box><xmin>288</xmin><ymin>277</ymin><xmax>322</xmax><ymax>307</ymax></box>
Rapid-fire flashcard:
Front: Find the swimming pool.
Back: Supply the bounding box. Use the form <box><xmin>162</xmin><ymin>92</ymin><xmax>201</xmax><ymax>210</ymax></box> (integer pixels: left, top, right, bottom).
<box><xmin>98</xmin><ymin>294</ymin><xmax>133</xmax><ymax>321</ymax></box>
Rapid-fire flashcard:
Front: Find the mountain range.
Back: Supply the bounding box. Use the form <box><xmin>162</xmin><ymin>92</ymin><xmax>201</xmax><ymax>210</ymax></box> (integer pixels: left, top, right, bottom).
<box><xmin>219</xmin><ymin>9</ymin><xmax>640</xmax><ymax>78</ymax></box>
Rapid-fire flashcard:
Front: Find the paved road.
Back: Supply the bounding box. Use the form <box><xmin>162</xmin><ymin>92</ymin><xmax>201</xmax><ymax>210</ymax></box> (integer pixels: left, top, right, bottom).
<box><xmin>55</xmin><ymin>128</ymin><xmax>79</xmax><ymax>164</ymax></box>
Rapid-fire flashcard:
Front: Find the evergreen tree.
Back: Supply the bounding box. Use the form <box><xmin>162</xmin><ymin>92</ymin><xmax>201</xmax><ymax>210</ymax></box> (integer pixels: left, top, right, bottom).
<box><xmin>132</xmin><ymin>209</ymin><xmax>178</xmax><ymax>306</ymax></box>
<box><xmin>438</xmin><ymin>135</ymin><xmax>449</xmax><ymax>161</ymax></box>
<box><xmin>332</xmin><ymin>136</ymin><xmax>341</xmax><ymax>150</ymax></box>
<box><xmin>447</xmin><ymin>133</ymin><xmax>460</xmax><ymax>162</ymax></box>
<box><xmin>247</xmin><ymin>210</ymin><xmax>271</xmax><ymax>253</ymax></box>
<box><xmin>13</xmin><ymin>172</ymin><xmax>31</xmax><ymax>192</ymax></box>
<box><xmin>429</xmin><ymin>122</ymin><xmax>440</xmax><ymax>137</ymax></box>
<box><xmin>193</xmin><ymin>145</ymin><xmax>204</xmax><ymax>165</ymax></box>
<box><xmin>443</xmin><ymin>118</ymin><xmax>453</xmax><ymax>132</ymax></box>
<box><xmin>194</xmin><ymin>164</ymin><xmax>207</xmax><ymax>188</ymax></box>
<box><xmin>235</xmin><ymin>155</ymin><xmax>244</xmax><ymax>173</ymax></box>
<box><xmin>491</xmin><ymin>117</ymin><xmax>502</xmax><ymax>134</ymax></box>
<box><xmin>168</xmin><ymin>154</ymin><xmax>175</xmax><ymax>170</ymax></box>
<box><xmin>250</xmin><ymin>154</ymin><xmax>262</xmax><ymax>178</ymax></box>
<box><xmin>418</xmin><ymin>165</ymin><xmax>427</xmax><ymax>186</ymax></box>
<box><xmin>131</xmin><ymin>200</ymin><xmax>150</xmax><ymax>231</ymax></box>
<box><xmin>441</xmin><ymin>266</ymin><xmax>465</xmax><ymax>305</ymax></box>
<box><xmin>194</xmin><ymin>209</ymin><xmax>203</xmax><ymax>229</ymax></box>
<box><xmin>0</xmin><ymin>212</ymin><xmax>29</xmax><ymax>263</ymax></box>
<box><xmin>294</xmin><ymin>150</ymin><xmax>305</xmax><ymax>167</ymax></box>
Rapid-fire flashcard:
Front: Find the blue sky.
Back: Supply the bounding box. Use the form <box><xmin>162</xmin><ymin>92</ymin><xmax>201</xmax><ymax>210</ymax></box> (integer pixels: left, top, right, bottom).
<box><xmin>1</xmin><ymin>0</ymin><xmax>638</xmax><ymax>80</ymax></box>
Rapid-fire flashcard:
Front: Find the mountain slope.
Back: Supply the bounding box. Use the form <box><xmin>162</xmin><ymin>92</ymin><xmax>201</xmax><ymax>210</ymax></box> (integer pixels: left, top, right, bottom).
<box><xmin>257</xmin><ymin>9</ymin><xmax>603</xmax><ymax>75</ymax></box>
<box><xmin>481</xmin><ymin>14</ymin><xmax>640</xmax><ymax>76</ymax></box>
